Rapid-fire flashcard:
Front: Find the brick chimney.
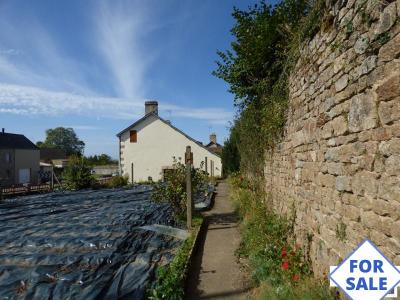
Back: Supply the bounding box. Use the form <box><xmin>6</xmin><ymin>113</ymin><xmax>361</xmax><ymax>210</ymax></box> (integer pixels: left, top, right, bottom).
<box><xmin>145</xmin><ymin>101</ymin><xmax>158</xmax><ymax>116</ymax></box>
<box><xmin>210</xmin><ymin>133</ymin><xmax>217</xmax><ymax>144</ymax></box>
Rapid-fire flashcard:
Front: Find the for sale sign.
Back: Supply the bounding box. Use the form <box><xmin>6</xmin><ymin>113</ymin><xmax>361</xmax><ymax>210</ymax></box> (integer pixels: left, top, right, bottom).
<box><xmin>330</xmin><ymin>240</ymin><xmax>400</xmax><ymax>300</ymax></box>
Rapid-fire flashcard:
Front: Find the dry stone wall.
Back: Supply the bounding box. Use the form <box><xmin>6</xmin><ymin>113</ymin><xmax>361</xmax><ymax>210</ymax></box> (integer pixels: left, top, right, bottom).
<box><xmin>265</xmin><ymin>0</ymin><xmax>400</xmax><ymax>276</ymax></box>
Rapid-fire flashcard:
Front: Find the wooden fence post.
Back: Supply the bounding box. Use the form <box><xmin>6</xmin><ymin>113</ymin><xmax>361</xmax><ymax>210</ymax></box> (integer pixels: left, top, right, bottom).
<box><xmin>51</xmin><ymin>166</ymin><xmax>54</xmax><ymax>190</ymax></box>
<box><xmin>185</xmin><ymin>146</ymin><xmax>193</xmax><ymax>230</ymax></box>
<box><xmin>131</xmin><ymin>163</ymin><xmax>134</xmax><ymax>184</ymax></box>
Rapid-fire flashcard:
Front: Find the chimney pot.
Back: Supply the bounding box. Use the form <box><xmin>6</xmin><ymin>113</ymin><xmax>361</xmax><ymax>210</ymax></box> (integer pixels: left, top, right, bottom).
<box><xmin>145</xmin><ymin>101</ymin><xmax>158</xmax><ymax>116</ymax></box>
<box><xmin>210</xmin><ymin>133</ymin><xmax>217</xmax><ymax>144</ymax></box>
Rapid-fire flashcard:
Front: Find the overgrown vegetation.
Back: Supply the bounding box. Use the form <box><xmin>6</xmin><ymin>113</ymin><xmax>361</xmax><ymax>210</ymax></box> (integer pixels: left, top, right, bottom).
<box><xmin>62</xmin><ymin>155</ymin><xmax>95</xmax><ymax>189</ymax></box>
<box><xmin>107</xmin><ymin>175</ymin><xmax>129</xmax><ymax>188</ymax></box>
<box><xmin>152</xmin><ymin>160</ymin><xmax>208</xmax><ymax>217</ymax></box>
<box><xmin>230</xmin><ymin>175</ymin><xmax>337</xmax><ymax>299</ymax></box>
<box><xmin>148</xmin><ymin>216</ymin><xmax>203</xmax><ymax>300</ymax></box>
<box><xmin>216</xmin><ymin>0</ymin><xmax>327</xmax><ymax>177</ymax></box>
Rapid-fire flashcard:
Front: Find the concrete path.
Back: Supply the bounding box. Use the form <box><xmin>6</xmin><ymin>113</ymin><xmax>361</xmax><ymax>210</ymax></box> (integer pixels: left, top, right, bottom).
<box><xmin>186</xmin><ymin>181</ymin><xmax>250</xmax><ymax>299</ymax></box>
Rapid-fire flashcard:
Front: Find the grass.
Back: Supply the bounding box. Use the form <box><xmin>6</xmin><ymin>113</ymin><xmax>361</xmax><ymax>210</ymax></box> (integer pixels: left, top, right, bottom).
<box><xmin>148</xmin><ymin>215</ymin><xmax>203</xmax><ymax>300</ymax></box>
<box><xmin>229</xmin><ymin>175</ymin><xmax>338</xmax><ymax>300</ymax></box>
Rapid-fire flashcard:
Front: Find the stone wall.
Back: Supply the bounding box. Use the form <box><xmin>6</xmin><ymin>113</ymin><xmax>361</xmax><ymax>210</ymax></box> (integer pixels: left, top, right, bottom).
<box><xmin>265</xmin><ymin>0</ymin><xmax>400</xmax><ymax>276</ymax></box>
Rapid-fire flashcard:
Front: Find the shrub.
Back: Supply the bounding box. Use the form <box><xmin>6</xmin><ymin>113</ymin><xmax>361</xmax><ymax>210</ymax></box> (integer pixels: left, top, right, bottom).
<box><xmin>63</xmin><ymin>156</ymin><xmax>94</xmax><ymax>190</ymax></box>
<box><xmin>152</xmin><ymin>160</ymin><xmax>208</xmax><ymax>217</ymax></box>
<box><xmin>107</xmin><ymin>176</ymin><xmax>129</xmax><ymax>188</ymax></box>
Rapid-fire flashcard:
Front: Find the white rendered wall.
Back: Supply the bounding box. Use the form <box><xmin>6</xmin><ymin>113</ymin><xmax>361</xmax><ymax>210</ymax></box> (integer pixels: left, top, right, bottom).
<box><xmin>119</xmin><ymin>115</ymin><xmax>222</xmax><ymax>182</ymax></box>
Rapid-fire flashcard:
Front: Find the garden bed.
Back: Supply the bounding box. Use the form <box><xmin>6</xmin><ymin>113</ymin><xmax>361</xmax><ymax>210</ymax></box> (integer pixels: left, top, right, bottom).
<box><xmin>0</xmin><ymin>186</ymin><xmax>183</xmax><ymax>299</ymax></box>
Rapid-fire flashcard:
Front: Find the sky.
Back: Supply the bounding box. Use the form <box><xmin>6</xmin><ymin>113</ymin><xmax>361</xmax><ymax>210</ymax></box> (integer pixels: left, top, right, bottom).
<box><xmin>0</xmin><ymin>0</ymin><xmax>268</xmax><ymax>158</ymax></box>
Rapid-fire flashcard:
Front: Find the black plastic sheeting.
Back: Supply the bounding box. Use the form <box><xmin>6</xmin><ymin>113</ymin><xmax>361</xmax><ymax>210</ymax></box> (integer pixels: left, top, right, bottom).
<box><xmin>0</xmin><ymin>186</ymin><xmax>181</xmax><ymax>300</ymax></box>
<box><xmin>194</xmin><ymin>185</ymin><xmax>215</xmax><ymax>211</ymax></box>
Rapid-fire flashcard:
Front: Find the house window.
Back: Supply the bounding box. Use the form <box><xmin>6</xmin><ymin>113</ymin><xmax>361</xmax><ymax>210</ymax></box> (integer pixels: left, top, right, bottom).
<box><xmin>4</xmin><ymin>153</ymin><xmax>10</xmax><ymax>163</ymax></box>
<box><xmin>130</xmin><ymin>130</ymin><xmax>137</xmax><ymax>143</ymax></box>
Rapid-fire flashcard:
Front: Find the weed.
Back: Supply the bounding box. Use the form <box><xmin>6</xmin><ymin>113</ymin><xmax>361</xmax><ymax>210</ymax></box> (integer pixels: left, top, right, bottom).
<box><xmin>336</xmin><ymin>221</ymin><xmax>347</xmax><ymax>241</ymax></box>
<box><xmin>148</xmin><ymin>216</ymin><xmax>203</xmax><ymax>300</ymax></box>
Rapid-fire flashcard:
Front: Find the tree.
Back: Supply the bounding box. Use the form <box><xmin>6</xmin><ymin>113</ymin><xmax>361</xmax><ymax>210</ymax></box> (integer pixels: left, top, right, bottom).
<box><xmin>86</xmin><ymin>154</ymin><xmax>117</xmax><ymax>166</ymax></box>
<box><xmin>37</xmin><ymin>127</ymin><xmax>85</xmax><ymax>156</ymax></box>
<box><xmin>63</xmin><ymin>155</ymin><xmax>94</xmax><ymax>189</ymax></box>
<box><xmin>221</xmin><ymin>125</ymin><xmax>240</xmax><ymax>176</ymax></box>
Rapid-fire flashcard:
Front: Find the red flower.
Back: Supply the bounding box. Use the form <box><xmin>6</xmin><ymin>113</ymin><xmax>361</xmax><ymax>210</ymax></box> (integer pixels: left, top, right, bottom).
<box><xmin>281</xmin><ymin>248</ymin><xmax>287</xmax><ymax>258</ymax></box>
<box><xmin>281</xmin><ymin>261</ymin><xmax>289</xmax><ymax>270</ymax></box>
<box><xmin>292</xmin><ymin>274</ymin><xmax>300</xmax><ymax>281</ymax></box>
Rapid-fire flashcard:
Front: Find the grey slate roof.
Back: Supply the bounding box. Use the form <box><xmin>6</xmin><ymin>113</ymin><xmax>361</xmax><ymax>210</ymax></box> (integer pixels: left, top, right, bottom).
<box><xmin>116</xmin><ymin>113</ymin><xmax>220</xmax><ymax>157</ymax></box>
<box><xmin>0</xmin><ymin>132</ymin><xmax>38</xmax><ymax>150</ymax></box>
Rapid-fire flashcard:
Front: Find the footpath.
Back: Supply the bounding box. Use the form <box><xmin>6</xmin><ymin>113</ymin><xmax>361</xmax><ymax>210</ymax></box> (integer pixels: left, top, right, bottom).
<box><xmin>186</xmin><ymin>181</ymin><xmax>250</xmax><ymax>299</ymax></box>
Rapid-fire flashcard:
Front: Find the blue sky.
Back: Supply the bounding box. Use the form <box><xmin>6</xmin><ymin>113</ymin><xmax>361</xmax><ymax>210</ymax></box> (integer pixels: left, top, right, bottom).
<box><xmin>0</xmin><ymin>0</ymin><xmax>269</xmax><ymax>158</ymax></box>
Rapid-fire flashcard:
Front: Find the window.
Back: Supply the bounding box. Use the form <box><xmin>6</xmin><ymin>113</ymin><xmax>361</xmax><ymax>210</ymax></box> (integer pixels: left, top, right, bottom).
<box><xmin>4</xmin><ymin>153</ymin><xmax>10</xmax><ymax>163</ymax></box>
<box><xmin>130</xmin><ymin>130</ymin><xmax>137</xmax><ymax>143</ymax></box>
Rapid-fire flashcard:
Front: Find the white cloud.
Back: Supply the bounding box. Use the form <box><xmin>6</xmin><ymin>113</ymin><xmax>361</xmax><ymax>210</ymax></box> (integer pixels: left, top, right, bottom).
<box><xmin>0</xmin><ymin>83</ymin><xmax>232</xmax><ymax>124</ymax></box>
<box><xmin>95</xmin><ymin>1</ymin><xmax>155</xmax><ymax>99</ymax></box>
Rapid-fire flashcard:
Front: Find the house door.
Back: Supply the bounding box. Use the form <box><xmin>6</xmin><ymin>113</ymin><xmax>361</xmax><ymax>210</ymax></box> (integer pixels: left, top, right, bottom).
<box><xmin>18</xmin><ymin>169</ymin><xmax>30</xmax><ymax>184</ymax></box>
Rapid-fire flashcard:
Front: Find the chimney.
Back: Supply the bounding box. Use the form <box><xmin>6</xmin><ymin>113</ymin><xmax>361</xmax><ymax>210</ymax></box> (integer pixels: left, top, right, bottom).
<box><xmin>1</xmin><ymin>128</ymin><xmax>4</xmax><ymax>134</ymax></box>
<box><xmin>210</xmin><ymin>133</ymin><xmax>217</xmax><ymax>144</ymax></box>
<box><xmin>145</xmin><ymin>101</ymin><xmax>158</xmax><ymax>116</ymax></box>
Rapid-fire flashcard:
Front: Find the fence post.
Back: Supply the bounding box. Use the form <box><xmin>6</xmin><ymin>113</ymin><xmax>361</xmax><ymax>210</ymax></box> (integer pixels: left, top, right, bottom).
<box><xmin>131</xmin><ymin>163</ymin><xmax>134</xmax><ymax>184</ymax></box>
<box><xmin>51</xmin><ymin>166</ymin><xmax>54</xmax><ymax>190</ymax></box>
<box><xmin>185</xmin><ymin>146</ymin><xmax>193</xmax><ymax>230</ymax></box>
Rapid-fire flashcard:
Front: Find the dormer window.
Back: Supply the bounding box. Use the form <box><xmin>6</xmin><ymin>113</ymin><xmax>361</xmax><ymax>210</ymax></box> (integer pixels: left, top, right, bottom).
<box><xmin>130</xmin><ymin>130</ymin><xmax>137</xmax><ymax>143</ymax></box>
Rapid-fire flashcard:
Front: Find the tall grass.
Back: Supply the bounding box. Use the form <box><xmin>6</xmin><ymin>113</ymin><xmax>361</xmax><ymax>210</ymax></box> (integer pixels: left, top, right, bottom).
<box><xmin>229</xmin><ymin>175</ymin><xmax>338</xmax><ymax>300</ymax></box>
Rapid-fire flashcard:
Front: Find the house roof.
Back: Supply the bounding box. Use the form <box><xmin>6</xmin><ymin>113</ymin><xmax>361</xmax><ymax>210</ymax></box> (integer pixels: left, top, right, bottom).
<box><xmin>0</xmin><ymin>132</ymin><xmax>38</xmax><ymax>150</ymax></box>
<box><xmin>40</xmin><ymin>148</ymin><xmax>67</xmax><ymax>160</ymax></box>
<box><xmin>116</xmin><ymin>113</ymin><xmax>221</xmax><ymax>158</ymax></box>
<box><xmin>205</xmin><ymin>141</ymin><xmax>223</xmax><ymax>148</ymax></box>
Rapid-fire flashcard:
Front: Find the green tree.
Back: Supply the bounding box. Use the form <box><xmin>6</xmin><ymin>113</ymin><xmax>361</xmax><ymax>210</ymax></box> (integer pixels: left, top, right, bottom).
<box><xmin>213</xmin><ymin>0</ymin><xmax>324</xmax><ymax>176</ymax></box>
<box><xmin>63</xmin><ymin>155</ymin><xmax>94</xmax><ymax>189</ymax></box>
<box><xmin>37</xmin><ymin>127</ymin><xmax>85</xmax><ymax>156</ymax></box>
<box><xmin>86</xmin><ymin>154</ymin><xmax>117</xmax><ymax>166</ymax></box>
<box><xmin>221</xmin><ymin>124</ymin><xmax>240</xmax><ymax>176</ymax></box>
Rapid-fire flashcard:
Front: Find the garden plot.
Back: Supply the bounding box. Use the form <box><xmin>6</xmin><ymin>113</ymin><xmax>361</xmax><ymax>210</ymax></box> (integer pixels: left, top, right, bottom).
<box><xmin>0</xmin><ymin>186</ymin><xmax>181</xmax><ymax>300</ymax></box>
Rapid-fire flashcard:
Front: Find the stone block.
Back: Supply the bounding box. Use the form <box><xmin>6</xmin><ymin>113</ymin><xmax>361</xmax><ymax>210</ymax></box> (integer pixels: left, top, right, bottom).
<box><xmin>359</xmin><ymin>55</ymin><xmax>377</xmax><ymax>76</ymax></box>
<box><xmin>379</xmin><ymin>138</ymin><xmax>400</xmax><ymax>156</ymax></box>
<box><xmin>385</xmin><ymin>155</ymin><xmax>400</xmax><ymax>175</ymax></box>
<box><xmin>331</xmin><ymin>115</ymin><xmax>348</xmax><ymax>136</ymax></box>
<box><xmin>348</xmin><ymin>91</ymin><xmax>378</xmax><ymax>132</ymax></box>
<box><xmin>378</xmin><ymin>98</ymin><xmax>400</xmax><ymax>125</ymax></box>
<box><xmin>374</xmin><ymin>2</ymin><xmax>397</xmax><ymax>35</ymax></box>
<box><xmin>352</xmin><ymin>170</ymin><xmax>378</xmax><ymax>197</ymax></box>
<box><xmin>379</xmin><ymin>33</ymin><xmax>400</xmax><ymax>62</ymax></box>
<box><xmin>336</xmin><ymin>176</ymin><xmax>352</xmax><ymax>192</ymax></box>
<box><xmin>378</xmin><ymin>175</ymin><xmax>400</xmax><ymax>203</ymax></box>
<box><xmin>335</xmin><ymin>74</ymin><xmax>349</xmax><ymax>92</ymax></box>
<box><xmin>354</xmin><ymin>35</ymin><xmax>369</xmax><ymax>54</ymax></box>
<box><xmin>376</xmin><ymin>73</ymin><xmax>400</xmax><ymax>101</ymax></box>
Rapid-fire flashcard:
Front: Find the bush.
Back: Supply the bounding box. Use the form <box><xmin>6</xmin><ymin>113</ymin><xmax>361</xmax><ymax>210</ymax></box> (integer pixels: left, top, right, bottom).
<box><xmin>63</xmin><ymin>156</ymin><xmax>94</xmax><ymax>190</ymax></box>
<box><xmin>107</xmin><ymin>176</ymin><xmax>129</xmax><ymax>188</ymax></box>
<box><xmin>152</xmin><ymin>160</ymin><xmax>208</xmax><ymax>217</ymax></box>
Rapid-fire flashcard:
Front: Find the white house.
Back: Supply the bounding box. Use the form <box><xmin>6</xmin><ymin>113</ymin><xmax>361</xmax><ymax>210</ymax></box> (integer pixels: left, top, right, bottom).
<box><xmin>117</xmin><ymin>101</ymin><xmax>222</xmax><ymax>182</ymax></box>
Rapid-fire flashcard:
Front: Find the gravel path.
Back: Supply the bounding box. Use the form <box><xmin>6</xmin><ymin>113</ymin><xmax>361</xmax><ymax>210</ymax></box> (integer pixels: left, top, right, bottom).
<box><xmin>186</xmin><ymin>181</ymin><xmax>251</xmax><ymax>299</ymax></box>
